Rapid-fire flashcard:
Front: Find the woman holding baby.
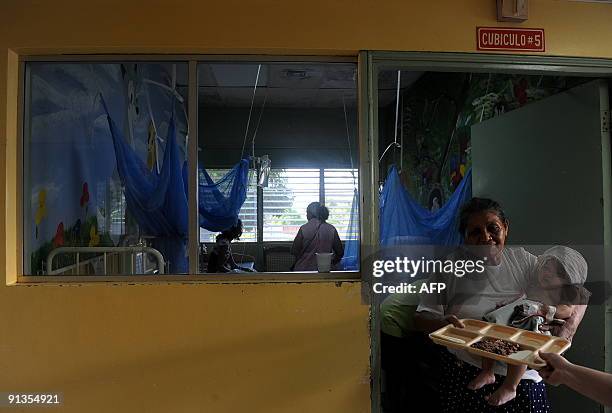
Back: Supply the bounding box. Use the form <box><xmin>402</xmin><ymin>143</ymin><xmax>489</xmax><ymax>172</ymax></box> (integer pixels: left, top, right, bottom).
<box><xmin>414</xmin><ymin>197</ymin><xmax>589</xmax><ymax>412</ymax></box>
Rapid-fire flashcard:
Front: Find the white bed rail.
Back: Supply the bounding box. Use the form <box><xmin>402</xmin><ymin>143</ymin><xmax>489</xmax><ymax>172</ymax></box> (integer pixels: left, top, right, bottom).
<box><xmin>46</xmin><ymin>246</ymin><xmax>165</xmax><ymax>275</ymax></box>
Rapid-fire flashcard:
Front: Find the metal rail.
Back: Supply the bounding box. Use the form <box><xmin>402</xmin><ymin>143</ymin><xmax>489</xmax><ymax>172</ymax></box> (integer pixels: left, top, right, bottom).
<box><xmin>46</xmin><ymin>246</ymin><xmax>165</xmax><ymax>275</ymax></box>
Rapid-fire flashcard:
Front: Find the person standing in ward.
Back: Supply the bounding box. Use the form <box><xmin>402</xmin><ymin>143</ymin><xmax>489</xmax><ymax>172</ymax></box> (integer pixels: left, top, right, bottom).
<box><xmin>291</xmin><ymin>202</ymin><xmax>344</xmax><ymax>271</ymax></box>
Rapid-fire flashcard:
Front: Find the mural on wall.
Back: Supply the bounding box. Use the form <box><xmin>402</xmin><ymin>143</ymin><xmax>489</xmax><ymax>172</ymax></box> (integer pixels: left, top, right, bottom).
<box><xmin>27</xmin><ymin>62</ymin><xmax>188</xmax><ymax>274</ymax></box>
<box><xmin>383</xmin><ymin>72</ymin><xmax>587</xmax><ymax>208</ymax></box>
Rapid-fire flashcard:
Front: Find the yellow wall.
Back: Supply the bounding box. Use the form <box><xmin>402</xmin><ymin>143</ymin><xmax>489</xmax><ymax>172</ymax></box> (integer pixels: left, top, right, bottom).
<box><xmin>0</xmin><ymin>282</ymin><xmax>369</xmax><ymax>412</ymax></box>
<box><xmin>2</xmin><ymin>1</ymin><xmax>612</xmax><ymax>412</ymax></box>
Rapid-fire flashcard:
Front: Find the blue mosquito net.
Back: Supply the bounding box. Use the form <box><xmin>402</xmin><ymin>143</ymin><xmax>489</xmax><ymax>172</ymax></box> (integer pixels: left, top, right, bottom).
<box><xmin>380</xmin><ymin>165</ymin><xmax>472</xmax><ymax>247</ymax></box>
<box><xmin>102</xmin><ymin>97</ymin><xmax>248</xmax><ymax>273</ymax></box>
<box><xmin>184</xmin><ymin>159</ymin><xmax>250</xmax><ymax>233</ymax></box>
<box><xmin>340</xmin><ymin>189</ymin><xmax>360</xmax><ymax>270</ymax></box>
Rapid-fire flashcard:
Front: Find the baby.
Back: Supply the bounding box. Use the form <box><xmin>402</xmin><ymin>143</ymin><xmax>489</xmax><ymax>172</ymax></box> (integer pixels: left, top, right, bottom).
<box><xmin>467</xmin><ymin>246</ymin><xmax>588</xmax><ymax>406</ymax></box>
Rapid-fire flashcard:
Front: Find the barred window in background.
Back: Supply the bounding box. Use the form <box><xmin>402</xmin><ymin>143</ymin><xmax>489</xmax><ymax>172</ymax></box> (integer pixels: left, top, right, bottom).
<box><xmin>200</xmin><ymin>168</ymin><xmax>358</xmax><ymax>242</ymax></box>
<box><xmin>263</xmin><ymin>169</ymin><xmax>320</xmax><ymax>242</ymax></box>
<box><xmin>323</xmin><ymin>169</ymin><xmax>358</xmax><ymax>240</ymax></box>
<box><xmin>263</xmin><ymin>169</ymin><xmax>358</xmax><ymax>241</ymax></box>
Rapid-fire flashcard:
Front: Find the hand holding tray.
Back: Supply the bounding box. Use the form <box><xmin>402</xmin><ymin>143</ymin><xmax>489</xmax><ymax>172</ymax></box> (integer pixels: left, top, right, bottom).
<box><xmin>429</xmin><ymin>319</ymin><xmax>571</xmax><ymax>369</ymax></box>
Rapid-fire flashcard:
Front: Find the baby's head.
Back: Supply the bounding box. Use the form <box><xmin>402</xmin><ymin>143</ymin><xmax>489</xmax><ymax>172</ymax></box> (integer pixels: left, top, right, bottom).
<box><xmin>537</xmin><ymin>257</ymin><xmax>570</xmax><ymax>289</ymax></box>
<box><xmin>535</xmin><ymin>246</ymin><xmax>587</xmax><ymax>303</ymax></box>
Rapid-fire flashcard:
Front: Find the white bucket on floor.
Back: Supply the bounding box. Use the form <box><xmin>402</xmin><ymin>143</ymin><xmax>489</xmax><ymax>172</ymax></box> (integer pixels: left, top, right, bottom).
<box><xmin>315</xmin><ymin>253</ymin><xmax>334</xmax><ymax>272</ymax></box>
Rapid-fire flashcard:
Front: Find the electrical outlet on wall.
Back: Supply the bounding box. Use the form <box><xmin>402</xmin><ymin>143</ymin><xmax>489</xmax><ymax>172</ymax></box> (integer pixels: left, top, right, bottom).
<box><xmin>496</xmin><ymin>0</ymin><xmax>528</xmax><ymax>22</ymax></box>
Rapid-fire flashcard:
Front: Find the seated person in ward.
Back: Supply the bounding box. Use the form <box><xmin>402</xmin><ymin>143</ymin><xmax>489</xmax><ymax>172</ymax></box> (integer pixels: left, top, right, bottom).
<box><xmin>207</xmin><ymin>219</ymin><xmax>254</xmax><ymax>273</ymax></box>
<box><xmin>469</xmin><ymin>245</ymin><xmax>589</xmax><ymax>406</ymax></box>
<box><xmin>291</xmin><ymin>202</ymin><xmax>344</xmax><ymax>271</ymax></box>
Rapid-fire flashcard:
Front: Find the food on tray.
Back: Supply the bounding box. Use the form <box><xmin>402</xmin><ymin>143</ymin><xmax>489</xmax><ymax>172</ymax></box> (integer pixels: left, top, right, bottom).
<box><xmin>429</xmin><ymin>320</ymin><xmax>571</xmax><ymax>369</ymax></box>
<box><xmin>470</xmin><ymin>338</ymin><xmax>520</xmax><ymax>356</ymax></box>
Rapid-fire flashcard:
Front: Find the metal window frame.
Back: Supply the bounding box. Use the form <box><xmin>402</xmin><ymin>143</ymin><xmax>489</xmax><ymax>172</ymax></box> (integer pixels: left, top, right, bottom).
<box><xmin>366</xmin><ymin>50</ymin><xmax>612</xmax><ymax>413</ymax></box>
<box><xmin>17</xmin><ymin>54</ymin><xmax>361</xmax><ymax>283</ymax></box>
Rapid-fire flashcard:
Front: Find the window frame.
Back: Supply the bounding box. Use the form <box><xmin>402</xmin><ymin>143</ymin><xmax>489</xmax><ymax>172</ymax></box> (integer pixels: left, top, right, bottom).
<box><xmin>16</xmin><ymin>54</ymin><xmax>363</xmax><ymax>282</ymax></box>
<box><xmin>16</xmin><ymin>52</ymin><xmax>612</xmax><ymax>284</ymax></box>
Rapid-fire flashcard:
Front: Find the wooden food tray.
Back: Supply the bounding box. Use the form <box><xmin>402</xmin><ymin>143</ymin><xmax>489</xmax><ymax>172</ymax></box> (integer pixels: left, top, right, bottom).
<box><xmin>429</xmin><ymin>319</ymin><xmax>571</xmax><ymax>369</ymax></box>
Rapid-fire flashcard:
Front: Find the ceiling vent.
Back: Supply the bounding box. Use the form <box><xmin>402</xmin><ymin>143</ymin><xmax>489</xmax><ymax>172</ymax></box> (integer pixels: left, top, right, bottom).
<box><xmin>284</xmin><ymin>69</ymin><xmax>311</xmax><ymax>80</ymax></box>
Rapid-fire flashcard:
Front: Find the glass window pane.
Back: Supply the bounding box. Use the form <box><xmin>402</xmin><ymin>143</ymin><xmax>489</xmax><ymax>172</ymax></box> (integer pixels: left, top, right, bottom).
<box><xmin>198</xmin><ymin>61</ymin><xmax>359</xmax><ymax>273</ymax></box>
<box><xmin>323</xmin><ymin>169</ymin><xmax>359</xmax><ymax>240</ymax></box>
<box><xmin>263</xmin><ymin>169</ymin><xmax>320</xmax><ymax>241</ymax></box>
<box><xmin>25</xmin><ymin>62</ymin><xmax>189</xmax><ymax>275</ymax></box>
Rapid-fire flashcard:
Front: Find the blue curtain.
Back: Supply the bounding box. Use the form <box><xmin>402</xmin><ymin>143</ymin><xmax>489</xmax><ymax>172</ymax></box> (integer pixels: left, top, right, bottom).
<box><xmin>183</xmin><ymin>159</ymin><xmax>250</xmax><ymax>233</ymax></box>
<box><xmin>340</xmin><ymin>189</ymin><xmax>359</xmax><ymax>270</ymax></box>
<box><xmin>380</xmin><ymin>166</ymin><xmax>472</xmax><ymax>246</ymax></box>
<box><xmin>102</xmin><ymin>96</ymin><xmax>249</xmax><ymax>273</ymax></box>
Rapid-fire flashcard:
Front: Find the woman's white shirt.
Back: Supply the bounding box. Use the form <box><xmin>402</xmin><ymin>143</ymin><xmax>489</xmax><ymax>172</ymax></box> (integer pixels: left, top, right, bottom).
<box><xmin>416</xmin><ymin>247</ymin><xmax>541</xmax><ymax>381</ymax></box>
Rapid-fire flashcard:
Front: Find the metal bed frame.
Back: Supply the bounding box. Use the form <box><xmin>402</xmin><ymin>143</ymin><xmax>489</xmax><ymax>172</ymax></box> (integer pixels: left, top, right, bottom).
<box><xmin>46</xmin><ymin>246</ymin><xmax>166</xmax><ymax>275</ymax></box>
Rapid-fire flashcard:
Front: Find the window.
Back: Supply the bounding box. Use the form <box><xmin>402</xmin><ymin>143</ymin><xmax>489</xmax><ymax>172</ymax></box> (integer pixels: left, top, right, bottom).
<box><xmin>198</xmin><ymin>60</ymin><xmax>359</xmax><ymax>273</ymax></box>
<box><xmin>263</xmin><ymin>169</ymin><xmax>320</xmax><ymax>241</ymax></box>
<box><xmin>24</xmin><ymin>61</ymin><xmax>190</xmax><ymax>275</ymax></box>
<box><xmin>323</xmin><ymin>169</ymin><xmax>358</xmax><ymax>240</ymax></box>
<box><xmin>262</xmin><ymin>168</ymin><xmax>358</xmax><ymax>241</ymax></box>
<box><xmin>22</xmin><ymin>57</ymin><xmax>360</xmax><ymax>277</ymax></box>
<box><xmin>200</xmin><ymin>168</ymin><xmax>358</xmax><ymax>243</ymax></box>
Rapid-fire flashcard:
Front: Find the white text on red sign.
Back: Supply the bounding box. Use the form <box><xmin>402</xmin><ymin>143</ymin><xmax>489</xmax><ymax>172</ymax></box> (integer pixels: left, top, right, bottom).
<box><xmin>477</xmin><ymin>27</ymin><xmax>545</xmax><ymax>52</ymax></box>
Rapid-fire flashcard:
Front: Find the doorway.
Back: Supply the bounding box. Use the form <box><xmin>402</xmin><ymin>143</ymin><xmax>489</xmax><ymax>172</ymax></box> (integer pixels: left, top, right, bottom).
<box><xmin>365</xmin><ymin>52</ymin><xmax>612</xmax><ymax>413</ymax></box>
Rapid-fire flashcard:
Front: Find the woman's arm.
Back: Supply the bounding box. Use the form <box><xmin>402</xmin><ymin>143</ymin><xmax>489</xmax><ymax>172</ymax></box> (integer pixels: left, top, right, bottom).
<box><xmin>539</xmin><ymin>352</ymin><xmax>612</xmax><ymax>407</ymax></box>
<box><xmin>413</xmin><ymin>312</ymin><xmax>465</xmax><ymax>333</ymax></box>
<box><xmin>290</xmin><ymin>229</ymin><xmax>303</xmax><ymax>257</ymax></box>
<box><xmin>553</xmin><ymin>305</ymin><xmax>587</xmax><ymax>341</ymax></box>
<box><xmin>332</xmin><ymin>229</ymin><xmax>344</xmax><ymax>264</ymax></box>
<box><xmin>537</xmin><ymin>303</ymin><xmax>575</xmax><ymax>320</ymax></box>
<box><xmin>414</xmin><ymin>270</ymin><xmax>456</xmax><ymax>333</ymax></box>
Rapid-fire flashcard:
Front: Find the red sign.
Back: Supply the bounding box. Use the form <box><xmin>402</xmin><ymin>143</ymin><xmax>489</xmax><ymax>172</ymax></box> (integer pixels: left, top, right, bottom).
<box><xmin>477</xmin><ymin>27</ymin><xmax>545</xmax><ymax>52</ymax></box>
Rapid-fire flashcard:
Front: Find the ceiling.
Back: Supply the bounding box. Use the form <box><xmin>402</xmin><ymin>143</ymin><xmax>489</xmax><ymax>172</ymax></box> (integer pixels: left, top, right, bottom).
<box><xmin>174</xmin><ymin>64</ymin><xmax>424</xmax><ymax>109</ymax></box>
<box><xmin>377</xmin><ymin>70</ymin><xmax>424</xmax><ymax>107</ymax></box>
<box><xmin>197</xmin><ymin>63</ymin><xmax>357</xmax><ymax>108</ymax></box>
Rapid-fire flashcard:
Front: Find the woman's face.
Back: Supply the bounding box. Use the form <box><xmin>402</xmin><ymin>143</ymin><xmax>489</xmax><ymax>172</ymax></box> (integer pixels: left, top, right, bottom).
<box><xmin>464</xmin><ymin>211</ymin><xmax>508</xmax><ymax>262</ymax></box>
